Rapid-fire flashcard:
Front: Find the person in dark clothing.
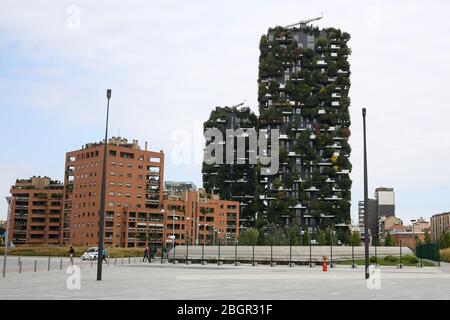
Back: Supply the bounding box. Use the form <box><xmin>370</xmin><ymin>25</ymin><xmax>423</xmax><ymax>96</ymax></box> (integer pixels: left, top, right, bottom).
<box><xmin>68</xmin><ymin>246</ymin><xmax>75</xmax><ymax>264</ymax></box>
<box><xmin>143</xmin><ymin>245</ymin><xmax>149</xmax><ymax>262</ymax></box>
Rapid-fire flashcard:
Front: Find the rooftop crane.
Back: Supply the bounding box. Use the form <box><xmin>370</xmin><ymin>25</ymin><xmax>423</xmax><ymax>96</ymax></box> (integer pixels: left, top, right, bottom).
<box><xmin>285</xmin><ymin>14</ymin><xmax>324</xmax><ymax>29</ymax></box>
<box><xmin>231</xmin><ymin>101</ymin><xmax>245</xmax><ymax>108</ymax></box>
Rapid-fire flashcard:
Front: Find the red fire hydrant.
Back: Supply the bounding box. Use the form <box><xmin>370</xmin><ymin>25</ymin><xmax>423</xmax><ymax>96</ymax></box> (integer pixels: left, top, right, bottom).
<box><xmin>323</xmin><ymin>256</ymin><xmax>328</xmax><ymax>272</ymax></box>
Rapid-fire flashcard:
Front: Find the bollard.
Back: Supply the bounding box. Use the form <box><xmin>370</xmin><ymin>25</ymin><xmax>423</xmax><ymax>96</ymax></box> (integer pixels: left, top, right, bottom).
<box><xmin>309</xmin><ymin>242</ymin><xmax>313</xmax><ymax>268</ymax></box>
<box><xmin>60</xmin><ymin>259</ymin><xmax>63</xmax><ymax>270</ymax></box>
<box><xmin>115</xmin><ymin>258</ymin><xmax>117</xmax><ymax>266</ymax></box>
<box><xmin>201</xmin><ymin>243</ymin><xmax>206</xmax><ymax>265</ymax></box>
<box><xmin>173</xmin><ymin>245</ymin><xmax>176</xmax><ymax>264</ymax></box>
<box><xmin>122</xmin><ymin>256</ymin><xmax>124</xmax><ymax>265</ymax></box>
<box><xmin>351</xmin><ymin>244</ymin><xmax>357</xmax><ymax>269</ymax></box>
<box><xmin>34</xmin><ymin>260</ymin><xmax>37</xmax><ymax>272</ymax></box>
<box><xmin>234</xmin><ymin>242</ymin><xmax>238</xmax><ymax>266</ymax></box>
<box><xmin>289</xmin><ymin>243</ymin><xmax>292</xmax><ymax>267</ymax></box>
<box><xmin>48</xmin><ymin>257</ymin><xmax>51</xmax><ymax>271</ymax></box>
<box><xmin>19</xmin><ymin>260</ymin><xmax>22</xmax><ymax>274</ymax></box>
<box><xmin>330</xmin><ymin>242</ymin><xmax>333</xmax><ymax>268</ymax></box>
<box><xmin>91</xmin><ymin>259</ymin><xmax>93</xmax><ymax>268</ymax></box>
<box><xmin>375</xmin><ymin>243</ymin><xmax>378</xmax><ymax>267</ymax></box>
<box><xmin>252</xmin><ymin>245</ymin><xmax>255</xmax><ymax>266</ymax></box>
<box><xmin>128</xmin><ymin>257</ymin><xmax>131</xmax><ymax>264</ymax></box>
<box><xmin>218</xmin><ymin>242</ymin><xmax>221</xmax><ymax>266</ymax></box>
<box><xmin>398</xmin><ymin>241</ymin><xmax>403</xmax><ymax>269</ymax></box>
<box><xmin>270</xmin><ymin>245</ymin><xmax>273</xmax><ymax>267</ymax></box>
<box><xmin>186</xmin><ymin>241</ymin><xmax>189</xmax><ymax>264</ymax></box>
<box><xmin>18</xmin><ymin>257</ymin><xmax>21</xmax><ymax>267</ymax></box>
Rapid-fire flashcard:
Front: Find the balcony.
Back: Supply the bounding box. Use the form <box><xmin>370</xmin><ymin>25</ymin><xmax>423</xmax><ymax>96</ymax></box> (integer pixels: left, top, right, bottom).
<box><xmin>332</xmin><ymin>101</ymin><xmax>340</xmax><ymax>107</ymax></box>
<box><xmin>146</xmin><ymin>171</ymin><xmax>160</xmax><ymax>177</ymax></box>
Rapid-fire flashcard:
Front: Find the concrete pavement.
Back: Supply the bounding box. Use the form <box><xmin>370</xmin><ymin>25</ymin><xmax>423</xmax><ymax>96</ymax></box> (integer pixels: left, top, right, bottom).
<box><xmin>1</xmin><ymin>257</ymin><xmax>449</xmax><ymax>300</ymax></box>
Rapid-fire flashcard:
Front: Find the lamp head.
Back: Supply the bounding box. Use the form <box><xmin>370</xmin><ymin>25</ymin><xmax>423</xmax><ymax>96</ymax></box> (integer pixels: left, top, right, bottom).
<box><xmin>362</xmin><ymin>108</ymin><xmax>366</xmax><ymax>117</ymax></box>
<box><xmin>107</xmin><ymin>89</ymin><xmax>112</xmax><ymax>99</ymax></box>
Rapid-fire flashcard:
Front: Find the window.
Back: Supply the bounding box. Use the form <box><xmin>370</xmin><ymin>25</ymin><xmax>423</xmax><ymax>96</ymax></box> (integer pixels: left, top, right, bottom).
<box><xmin>110</xmin><ymin>182</ymin><xmax>115</xmax><ymax>186</ymax></box>
<box><xmin>127</xmin><ymin>163</ymin><xmax>132</xmax><ymax>168</ymax></box>
<box><xmin>126</xmin><ymin>173</ymin><xmax>132</xmax><ymax>178</ymax></box>
<box><xmin>126</xmin><ymin>194</ymin><xmax>131</xmax><ymax>198</ymax></box>
<box><xmin>108</xmin><ymin>202</ymin><xmax>114</xmax><ymax>207</ymax></box>
<box><xmin>110</xmin><ymin>171</ymin><xmax>116</xmax><ymax>176</ymax></box>
<box><xmin>109</xmin><ymin>192</ymin><xmax>114</xmax><ymax>196</ymax></box>
<box><xmin>109</xmin><ymin>150</ymin><xmax>117</xmax><ymax>156</ymax></box>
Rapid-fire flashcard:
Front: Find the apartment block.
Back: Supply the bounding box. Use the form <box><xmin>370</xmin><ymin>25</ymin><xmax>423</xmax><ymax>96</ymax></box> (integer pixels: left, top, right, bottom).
<box><xmin>8</xmin><ymin>177</ymin><xmax>63</xmax><ymax>245</ymax></box>
<box><xmin>430</xmin><ymin>212</ymin><xmax>450</xmax><ymax>242</ymax></box>
<box><xmin>63</xmin><ymin>137</ymin><xmax>164</xmax><ymax>248</ymax></box>
<box><xmin>202</xmin><ymin>105</ymin><xmax>258</xmax><ymax>230</ymax></box>
<box><xmin>357</xmin><ymin>199</ymin><xmax>378</xmax><ymax>239</ymax></box>
<box><xmin>162</xmin><ymin>190</ymin><xmax>239</xmax><ymax>246</ymax></box>
<box><xmin>257</xmin><ymin>24</ymin><xmax>352</xmax><ymax>233</ymax></box>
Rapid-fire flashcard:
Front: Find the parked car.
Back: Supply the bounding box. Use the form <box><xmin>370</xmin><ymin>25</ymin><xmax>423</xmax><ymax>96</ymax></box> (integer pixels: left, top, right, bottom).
<box><xmin>81</xmin><ymin>247</ymin><xmax>98</xmax><ymax>260</ymax></box>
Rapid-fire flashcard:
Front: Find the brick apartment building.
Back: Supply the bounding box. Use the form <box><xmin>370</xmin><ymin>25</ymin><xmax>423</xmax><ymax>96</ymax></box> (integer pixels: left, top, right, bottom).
<box><xmin>8</xmin><ymin>177</ymin><xmax>63</xmax><ymax>245</ymax></box>
<box><xmin>63</xmin><ymin>137</ymin><xmax>164</xmax><ymax>248</ymax></box>
<box><xmin>430</xmin><ymin>212</ymin><xmax>450</xmax><ymax>242</ymax></box>
<box><xmin>162</xmin><ymin>190</ymin><xmax>239</xmax><ymax>246</ymax></box>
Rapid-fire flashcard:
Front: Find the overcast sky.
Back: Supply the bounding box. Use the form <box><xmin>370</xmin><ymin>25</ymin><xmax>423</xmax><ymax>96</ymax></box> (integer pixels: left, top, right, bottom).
<box><xmin>1</xmin><ymin>0</ymin><xmax>449</xmax><ymax>225</ymax></box>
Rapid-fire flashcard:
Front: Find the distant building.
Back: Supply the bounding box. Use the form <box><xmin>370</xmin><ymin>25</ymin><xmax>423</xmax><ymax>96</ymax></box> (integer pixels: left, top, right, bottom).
<box><xmin>358</xmin><ymin>199</ymin><xmax>378</xmax><ymax>240</ymax></box>
<box><xmin>390</xmin><ymin>231</ymin><xmax>425</xmax><ymax>250</ymax></box>
<box><xmin>164</xmin><ymin>181</ymin><xmax>197</xmax><ymax>194</ymax></box>
<box><xmin>8</xmin><ymin>177</ymin><xmax>64</xmax><ymax>245</ymax></box>
<box><xmin>359</xmin><ymin>187</ymin><xmax>396</xmax><ymax>241</ymax></box>
<box><xmin>380</xmin><ymin>216</ymin><xmax>405</xmax><ymax>238</ymax></box>
<box><xmin>375</xmin><ymin>187</ymin><xmax>395</xmax><ymax>218</ymax></box>
<box><xmin>430</xmin><ymin>212</ymin><xmax>450</xmax><ymax>242</ymax></box>
<box><xmin>162</xmin><ymin>190</ymin><xmax>239</xmax><ymax>246</ymax></box>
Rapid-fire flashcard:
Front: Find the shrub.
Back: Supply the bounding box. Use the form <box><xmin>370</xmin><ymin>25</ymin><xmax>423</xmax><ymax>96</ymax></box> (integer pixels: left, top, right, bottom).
<box><xmin>403</xmin><ymin>255</ymin><xmax>418</xmax><ymax>264</ymax></box>
<box><xmin>369</xmin><ymin>256</ymin><xmax>377</xmax><ymax>263</ymax></box>
<box><xmin>383</xmin><ymin>255</ymin><xmax>398</xmax><ymax>263</ymax></box>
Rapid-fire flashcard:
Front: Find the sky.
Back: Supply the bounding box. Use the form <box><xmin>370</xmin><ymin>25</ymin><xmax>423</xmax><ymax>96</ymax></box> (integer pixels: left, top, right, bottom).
<box><xmin>1</xmin><ymin>0</ymin><xmax>450</xmax><ymax>225</ymax></box>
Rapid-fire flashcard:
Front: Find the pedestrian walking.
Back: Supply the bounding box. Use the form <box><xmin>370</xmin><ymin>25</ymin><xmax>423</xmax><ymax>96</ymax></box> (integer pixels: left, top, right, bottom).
<box><xmin>143</xmin><ymin>245</ymin><xmax>149</xmax><ymax>262</ymax></box>
<box><xmin>68</xmin><ymin>245</ymin><xmax>75</xmax><ymax>264</ymax></box>
<box><xmin>102</xmin><ymin>248</ymin><xmax>108</xmax><ymax>264</ymax></box>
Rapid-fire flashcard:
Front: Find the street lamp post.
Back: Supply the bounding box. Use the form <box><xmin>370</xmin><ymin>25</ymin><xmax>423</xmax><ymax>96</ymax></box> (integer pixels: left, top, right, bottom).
<box><xmin>97</xmin><ymin>88</ymin><xmax>111</xmax><ymax>281</ymax></box>
<box><xmin>2</xmin><ymin>196</ymin><xmax>12</xmax><ymax>278</ymax></box>
<box><xmin>363</xmin><ymin>108</ymin><xmax>370</xmax><ymax>280</ymax></box>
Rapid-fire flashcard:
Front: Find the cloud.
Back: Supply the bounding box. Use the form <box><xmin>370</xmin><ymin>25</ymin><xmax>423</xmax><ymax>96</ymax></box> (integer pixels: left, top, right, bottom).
<box><xmin>1</xmin><ymin>0</ymin><xmax>450</xmax><ymax>224</ymax></box>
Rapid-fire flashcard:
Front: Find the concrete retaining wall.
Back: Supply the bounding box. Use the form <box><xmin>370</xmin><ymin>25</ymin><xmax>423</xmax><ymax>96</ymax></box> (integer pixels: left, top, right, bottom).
<box><xmin>167</xmin><ymin>246</ymin><xmax>413</xmax><ymax>263</ymax></box>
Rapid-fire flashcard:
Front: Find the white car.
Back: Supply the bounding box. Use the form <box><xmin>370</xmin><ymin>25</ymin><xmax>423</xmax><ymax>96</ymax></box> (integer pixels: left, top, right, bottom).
<box><xmin>81</xmin><ymin>247</ymin><xmax>98</xmax><ymax>261</ymax></box>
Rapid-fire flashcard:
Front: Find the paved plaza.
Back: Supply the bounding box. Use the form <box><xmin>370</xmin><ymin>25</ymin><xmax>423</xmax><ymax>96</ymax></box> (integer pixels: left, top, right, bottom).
<box><xmin>1</xmin><ymin>256</ymin><xmax>450</xmax><ymax>300</ymax></box>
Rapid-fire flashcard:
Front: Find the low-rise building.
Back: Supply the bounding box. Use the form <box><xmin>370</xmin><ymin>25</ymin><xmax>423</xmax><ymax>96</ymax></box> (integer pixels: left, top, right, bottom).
<box><xmin>162</xmin><ymin>190</ymin><xmax>239</xmax><ymax>247</ymax></box>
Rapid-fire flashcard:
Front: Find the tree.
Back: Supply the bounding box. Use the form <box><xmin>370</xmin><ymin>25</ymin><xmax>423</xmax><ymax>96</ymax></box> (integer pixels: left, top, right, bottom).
<box><xmin>238</xmin><ymin>228</ymin><xmax>259</xmax><ymax>246</ymax></box>
<box><xmin>264</xmin><ymin>223</ymin><xmax>288</xmax><ymax>246</ymax></box>
<box><xmin>439</xmin><ymin>229</ymin><xmax>450</xmax><ymax>249</ymax></box>
<box><xmin>384</xmin><ymin>232</ymin><xmax>395</xmax><ymax>247</ymax></box>
<box><xmin>286</xmin><ymin>224</ymin><xmax>302</xmax><ymax>245</ymax></box>
<box><xmin>317</xmin><ymin>229</ymin><xmax>327</xmax><ymax>245</ymax></box>
<box><xmin>371</xmin><ymin>234</ymin><xmax>380</xmax><ymax>246</ymax></box>
<box><xmin>301</xmin><ymin>229</ymin><xmax>311</xmax><ymax>246</ymax></box>
<box><xmin>424</xmin><ymin>230</ymin><xmax>432</xmax><ymax>244</ymax></box>
<box><xmin>349</xmin><ymin>231</ymin><xmax>361</xmax><ymax>246</ymax></box>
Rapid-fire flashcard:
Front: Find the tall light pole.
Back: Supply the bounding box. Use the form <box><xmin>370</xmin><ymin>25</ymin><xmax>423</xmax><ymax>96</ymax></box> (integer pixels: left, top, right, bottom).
<box><xmin>97</xmin><ymin>89</ymin><xmax>111</xmax><ymax>281</ymax></box>
<box><xmin>2</xmin><ymin>196</ymin><xmax>12</xmax><ymax>278</ymax></box>
<box><xmin>363</xmin><ymin>108</ymin><xmax>370</xmax><ymax>280</ymax></box>
<box><xmin>411</xmin><ymin>219</ymin><xmax>417</xmax><ymax>251</ymax></box>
